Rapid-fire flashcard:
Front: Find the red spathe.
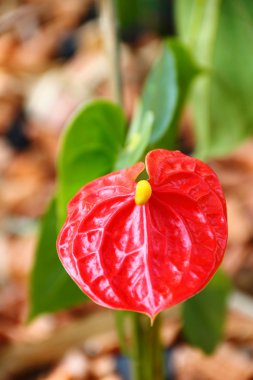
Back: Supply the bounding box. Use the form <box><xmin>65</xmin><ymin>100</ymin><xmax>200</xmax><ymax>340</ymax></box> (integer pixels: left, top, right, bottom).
<box><xmin>57</xmin><ymin>149</ymin><xmax>228</xmax><ymax>318</ymax></box>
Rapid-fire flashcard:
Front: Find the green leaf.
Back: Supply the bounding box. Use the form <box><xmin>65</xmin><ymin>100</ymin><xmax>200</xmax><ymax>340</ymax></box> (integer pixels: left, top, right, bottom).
<box><xmin>182</xmin><ymin>270</ymin><xmax>231</xmax><ymax>354</ymax></box>
<box><xmin>176</xmin><ymin>0</ymin><xmax>253</xmax><ymax>158</ymax></box>
<box><xmin>146</xmin><ymin>39</ymin><xmax>198</xmax><ymax>149</ymax></box>
<box><xmin>58</xmin><ymin>100</ymin><xmax>125</xmax><ymax>224</ymax></box>
<box><xmin>29</xmin><ymin>101</ymin><xmax>126</xmax><ymax>319</ymax></box>
<box><xmin>28</xmin><ymin>199</ymin><xmax>85</xmax><ymax>320</ymax></box>
<box><xmin>116</xmin><ymin>39</ymin><xmax>199</xmax><ymax>170</ymax></box>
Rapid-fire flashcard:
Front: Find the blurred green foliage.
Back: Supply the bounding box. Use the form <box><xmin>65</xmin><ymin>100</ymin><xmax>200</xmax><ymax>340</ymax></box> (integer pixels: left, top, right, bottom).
<box><xmin>58</xmin><ymin>101</ymin><xmax>125</xmax><ymax>225</ymax></box>
<box><xmin>29</xmin><ymin>101</ymin><xmax>125</xmax><ymax>317</ymax></box>
<box><xmin>182</xmin><ymin>270</ymin><xmax>231</xmax><ymax>353</ymax></box>
<box><xmin>117</xmin><ymin>39</ymin><xmax>198</xmax><ymax>169</ymax></box>
<box><xmin>28</xmin><ymin>199</ymin><xmax>85</xmax><ymax>320</ymax></box>
<box><xmin>176</xmin><ymin>0</ymin><xmax>253</xmax><ymax>159</ymax></box>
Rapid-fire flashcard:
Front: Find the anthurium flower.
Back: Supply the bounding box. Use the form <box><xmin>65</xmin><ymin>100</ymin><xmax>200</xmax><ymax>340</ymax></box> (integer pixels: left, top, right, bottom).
<box><xmin>57</xmin><ymin>149</ymin><xmax>227</xmax><ymax>319</ymax></box>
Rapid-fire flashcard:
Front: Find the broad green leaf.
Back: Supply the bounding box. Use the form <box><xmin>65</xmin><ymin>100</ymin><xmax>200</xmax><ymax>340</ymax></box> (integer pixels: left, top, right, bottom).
<box><xmin>182</xmin><ymin>270</ymin><xmax>231</xmax><ymax>353</ymax></box>
<box><xmin>28</xmin><ymin>199</ymin><xmax>85</xmax><ymax>320</ymax></box>
<box><xmin>29</xmin><ymin>101</ymin><xmax>126</xmax><ymax>319</ymax></box>
<box><xmin>176</xmin><ymin>0</ymin><xmax>253</xmax><ymax>158</ymax></box>
<box><xmin>146</xmin><ymin>39</ymin><xmax>198</xmax><ymax>149</ymax></box>
<box><xmin>116</xmin><ymin>39</ymin><xmax>199</xmax><ymax>170</ymax></box>
<box><xmin>58</xmin><ymin>100</ymin><xmax>125</xmax><ymax>224</ymax></box>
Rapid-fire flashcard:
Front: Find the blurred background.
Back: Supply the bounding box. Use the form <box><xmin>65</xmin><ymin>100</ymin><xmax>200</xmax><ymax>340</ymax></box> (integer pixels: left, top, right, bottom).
<box><xmin>1</xmin><ymin>0</ymin><xmax>253</xmax><ymax>379</ymax></box>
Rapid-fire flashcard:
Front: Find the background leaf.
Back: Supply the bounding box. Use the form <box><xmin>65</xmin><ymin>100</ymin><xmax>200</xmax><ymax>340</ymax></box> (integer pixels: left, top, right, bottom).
<box><xmin>58</xmin><ymin>100</ymin><xmax>125</xmax><ymax>224</ymax></box>
<box><xmin>116</xmin><ymin>38</ymin><xmax>199</xmax><ymax>170</ymax></box>
<box><xmin>146</xmin><ymin>39</ymin><xmax>198</xmax><ymax>149</ymax></box>
<box><xmin>29</xmin><ymin>101</ymin><xmax>126</xmax><ymax>319</ymax></box>
<box><xmin>182</xmin><ymin>270</ymin><xmax>231</xmax><ymax>353</ymax></box>
<box><xmin>28</xmin><ymin>199</ymin><xmax>85</xmax><ymax>320</ymax></box>
<box><xmin>176</xmin><ymin>0</ymin><xmax>253</xmax><ymax>159</ymax></box>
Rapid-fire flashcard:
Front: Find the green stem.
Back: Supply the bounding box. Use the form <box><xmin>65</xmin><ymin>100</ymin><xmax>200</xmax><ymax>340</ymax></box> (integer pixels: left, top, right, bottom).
<box><xmin>115</xmin><ymin>310</ymin><xmax>130</xmax><ymax>356</ymax></box>
<box><xmin>131</xmin><ymin>313</ymin><xmax>164</xmax><ymax>380</ymax></box>
<box><xmin>99</xmin><ymin>0</ymin><xmax>123</xmax><ymax>106</ymax></box>
<box><xmin>150</xmin><ymin>315</ymin><xmax>164</xmax><ymax>380</ymax></box>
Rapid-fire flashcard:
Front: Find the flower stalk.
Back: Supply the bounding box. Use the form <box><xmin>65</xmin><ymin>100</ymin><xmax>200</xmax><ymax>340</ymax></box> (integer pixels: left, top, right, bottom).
<box><xmin>99</xmin><ymin>0</ymin><xmax>123</xmax><ymax>106</ymax></box>
<box><xmin>132</xmin><ymin>313</ymin><xmax>164</xmax><ymax>380</ymax></box>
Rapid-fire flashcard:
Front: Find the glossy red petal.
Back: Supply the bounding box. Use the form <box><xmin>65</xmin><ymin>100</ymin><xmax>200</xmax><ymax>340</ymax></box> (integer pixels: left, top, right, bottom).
<box><xmin>57</xmin><ymin>162</ymin><xmax>144</xmax><ymax>308</ymax></box>
<box><xmin>67</xmin><ymin>161</ymin><xmax>145</xmax><ymax>216</ymax></box>
<box><xmin>146</xmin><ymin>149</ymin><xmax>227</xmax><ymax>215</ymax></box>
<box><xmin>57</xmin><ymin>150</ymin><xmax>227</xmax><ymax>318</ymax></box>
<box><xmin>144</xmin><ymin>149</ymin><xmax>227</xmax><ymax>315</ymax></box>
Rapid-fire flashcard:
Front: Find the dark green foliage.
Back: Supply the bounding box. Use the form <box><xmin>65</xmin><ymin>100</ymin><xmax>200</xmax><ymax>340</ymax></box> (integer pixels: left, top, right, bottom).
<box><xmin>28</xmin><ymin>199</ymin><xmax>85</xmax><ymax>320</ymax></box>
<box><xmin>182</xmin><ymin>270</ymin><xmax>231</xmax><ymax>353</ymax></box>
<box><xmin>176</xmin><ymin>0</ymin><xmax>253</xmax><ymax>158</ymax></box>
<box><xmin>29</xmin><ymin>101</ymin><xmax>125</xmax><ymax>319</ymax></box>
<box><xmin>116</xmin><ymin>39</ymin><xmax>198</xmax><ymax>169</ymax></box>
<box><xmin>58</xmin><ymin>100</ymin><xmax>125</xmax><ymax>225</ymax></box>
